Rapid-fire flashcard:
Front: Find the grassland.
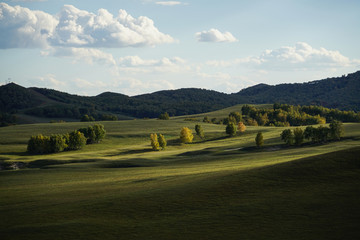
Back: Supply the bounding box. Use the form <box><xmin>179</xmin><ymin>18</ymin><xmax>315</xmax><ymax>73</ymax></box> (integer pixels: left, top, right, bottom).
<box><xmin>1</xmin><ymin>111</ymin><xmax>360</xmax><ymax>239</ymax></box>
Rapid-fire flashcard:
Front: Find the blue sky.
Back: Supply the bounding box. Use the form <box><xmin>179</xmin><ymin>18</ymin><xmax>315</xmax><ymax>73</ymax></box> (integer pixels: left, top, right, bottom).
<box><xmin>1</xmin><ymin>0</ymin><xmax>359</xmax><ymax>96</ymax></box>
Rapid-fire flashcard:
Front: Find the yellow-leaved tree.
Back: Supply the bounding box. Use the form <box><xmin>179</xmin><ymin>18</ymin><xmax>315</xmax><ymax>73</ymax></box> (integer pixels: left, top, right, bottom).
<box><xmin>180</xmin><ymin>127</ymin><xmax>193</xmax><ymax>143</ymax></box>
<box><xmin>150</xmin><ymin>133</ymin><xmax>160</xmax><ymax>151</ymax></box>
<box><xmin>238</xmin><ymin>122</ymin><xmax>246</xmax><ymax>133</ymax></box>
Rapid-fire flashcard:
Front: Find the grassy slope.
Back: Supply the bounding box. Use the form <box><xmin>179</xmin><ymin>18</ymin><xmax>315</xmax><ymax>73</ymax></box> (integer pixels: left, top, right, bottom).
<box><xmin>1</xmin><ymin>117</ymin><xmax>360</xmax><ymax>239</ymax></box>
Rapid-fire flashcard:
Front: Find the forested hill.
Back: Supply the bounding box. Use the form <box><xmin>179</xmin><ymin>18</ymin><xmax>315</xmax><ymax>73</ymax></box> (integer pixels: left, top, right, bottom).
<box><xmin>1</xmin><ymin>70</ymin><xmax>360</xmax><ymax>124</ymax></box>
<box><xmin>234</xmin><ymin>71</ymin><xmax>360</xmax><ymax>110</ymax></box>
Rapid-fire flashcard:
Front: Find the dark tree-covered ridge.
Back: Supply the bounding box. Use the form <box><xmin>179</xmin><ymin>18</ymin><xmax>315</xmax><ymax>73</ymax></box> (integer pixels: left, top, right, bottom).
<box><xmin>1</xmin><ymin>70</ymin><xmax>359</xmax><ymax>124</ymax></box>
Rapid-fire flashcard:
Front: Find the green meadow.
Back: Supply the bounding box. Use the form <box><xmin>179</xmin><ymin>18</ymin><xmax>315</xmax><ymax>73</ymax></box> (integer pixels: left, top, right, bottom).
<box><xmin>1</xmin><ymin>107</ymin><xmax>360</xmax><ymax>239</ymax></box>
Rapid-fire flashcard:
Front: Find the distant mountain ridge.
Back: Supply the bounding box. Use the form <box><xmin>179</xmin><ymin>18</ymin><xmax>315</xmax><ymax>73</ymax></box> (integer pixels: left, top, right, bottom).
<box><xmin>1</xmin><ymin>70</ymin><xmax>359</xmax><ymax>124</ymax></box>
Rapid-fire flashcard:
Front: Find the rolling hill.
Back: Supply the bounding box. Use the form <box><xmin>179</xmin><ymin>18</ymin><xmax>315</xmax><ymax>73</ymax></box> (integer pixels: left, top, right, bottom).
<box><xmin>1</xmin><ymin>70</ymin><xmax>359</xmax><ymax>124</ymax></box>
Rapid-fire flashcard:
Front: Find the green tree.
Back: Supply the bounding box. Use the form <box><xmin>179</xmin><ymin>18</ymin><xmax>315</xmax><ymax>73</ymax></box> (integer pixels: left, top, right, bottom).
<box><xmin>180</xmin><ymin>127</ymin><xmax>194</xmax><ymax>143</ymax></box>
<box><xmin>229</xmin><ymin>112</ymin><xmax>242</xmax><ymax>124</ymax></box>
<box><xmin>226</xmin><ymin>123</ymin><xmax>237</xmax><ymax>137</ymax></box>
<box><xmin>304</xmin><ymin>126</ymin><xmax>316</xmax><ymax>142</ymax></box>
<box><xmin>255</xmin><ymin>132</ymin><xmax>264</xmax><ymax>147</ymax></box>
<box><xmin>329</xmin><ymin>120</ymin><xmax>344</xmax><ymax>140</ymax></box>
<box><xmin>195</xmin><ymin>124</ymin><xmax>204</xmax><ymax>139</ymax></box>
<box><xmin>281</xmin><ymin>129</ymin><xmax>294</xmax><ymax>145</ymax></box>
<box><xmin>93</xmin><ymin>124</ymin><xmax>106</xmax><ymax>143</ymax></box>
<box><xmin>158</xmin><ymin>134</ymin><xmax>167</xmax><ymax>150</ymax></box>
<box><xmin>150</xmin><ymin>133</ymin><xmax>160</xmax><ymax>151</ymax></box>
<box><xmin>158</xmin><ymin>112</ymin><xmax>170</xmax><ymax>120</ymax></box>
<box><xmin>293</xmin><ymin>128</ymin><xmax>304</xmax><ymax>146</ymax></box>
<box><xmin>67</xmin><ymin>131</ymin><xmax>86</xmax><ymax>150</ymax></box>
<box><xmin>27</xmin><ymin>134</ymin><xmax>50</xmax><ymax>154</ymax></box>
<box><xmin>49</xmin><ymin>134</ymin><xmax>67</xmax><ymax>153</ymax></box>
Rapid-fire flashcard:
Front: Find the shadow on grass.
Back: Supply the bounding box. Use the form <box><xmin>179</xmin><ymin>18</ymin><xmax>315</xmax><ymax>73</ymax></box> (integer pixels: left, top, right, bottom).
<box><xmin>27</xmin><ymin>159</ymin><xmax>99</xmax><ymax>169</ymax></box>
<box><xmin>99</xmin><ymin>158</ymin><xmax>158</xmax><ymax>168</ymax></box>
<box><xmin>107</xmin><ymin>148</ymin><xmax>153</xmax><ymax>157</ymax></box>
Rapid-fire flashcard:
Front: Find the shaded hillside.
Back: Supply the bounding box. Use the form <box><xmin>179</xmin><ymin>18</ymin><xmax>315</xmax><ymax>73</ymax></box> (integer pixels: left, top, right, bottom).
<box><xmin>234</xmin><ymin>71</ymin><xmax>360</xmax><ymax>111</ymax></box>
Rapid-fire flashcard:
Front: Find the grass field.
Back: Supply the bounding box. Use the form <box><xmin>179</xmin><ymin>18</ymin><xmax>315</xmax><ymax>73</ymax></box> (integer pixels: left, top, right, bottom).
<box><xmin>1</xmin><ymin>113</ymin><xmax>360</xmax><ymax>239</ymax></box>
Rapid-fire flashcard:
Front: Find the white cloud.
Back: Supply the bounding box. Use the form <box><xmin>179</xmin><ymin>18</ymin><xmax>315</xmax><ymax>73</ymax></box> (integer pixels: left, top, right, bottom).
<box><xmin>50</xmin><ymin>5</ymin><xmax>174</xmax><ymax>48</ymax></box>
<box><xmin>259</xmin><ymin>42</ymin><xmax>356</xmax><ymax>70</ymax></box>
<box><xmin>0</xmin><ymin>3</ymin><xmax>174</xmax><ymax>49</ymax></box>
<box><xmin>206</xmin><ymin>42</ymin><xmax>360</xmax><ymax>71</ymax></box>
<box><xmin>155</xmin><ymin>1</ymin><xmax>183</xmax><ymax>6</ymax></box>
<box><xmin>195</xmin><ymin>28</ymin><xmax>237</xmax><ymax>43</ymax></box>
<box><xmin>48</xmin><ymin>47</ymin><xmax>117</xmax><ymax>66</ymax></box>
<box><xmin>0</xmin><ymin>2</ymin><xmax>58</xmax><ymax>48</ymax></box>
<box><xmin>118</xmin><ymin>55</ymin><xmax>188</xmax><ymax>73</ymax></box>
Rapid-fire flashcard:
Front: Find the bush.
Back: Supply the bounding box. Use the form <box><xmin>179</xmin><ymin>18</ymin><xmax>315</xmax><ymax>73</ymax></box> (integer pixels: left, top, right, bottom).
<box><xmin>150</xmin><ymin>133</ymin><xmax>160</xmax><ymax>151</ymax></box>
<box><xmin>158</xmin><ymin>134</ymin><xmax>167</xmax><ymax>150</ymax></box>
<box><xmin>255</xmin><ymin>132</ymin><xmax>264</xmax><ymax>147</ymax></box>
<box><xmin>180</xmin><ymin>127</ymin><xmax>194</xmax><ymax>143</ymax></box>
<box><xmin>226</xmin><ymin>123</ymin><xmax>237</xmax><ymax>137</ymax></box>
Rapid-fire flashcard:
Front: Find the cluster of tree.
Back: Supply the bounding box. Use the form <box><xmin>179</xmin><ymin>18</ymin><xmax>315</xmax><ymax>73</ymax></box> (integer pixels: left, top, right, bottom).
<box><xmin>27</xmin><ymin>124</ymin><xmax>106</xmax><ymax>154</ymax></box>
<box><xmin>242</xmin><ymin>104</ymin><xmax>328</xmax><ymax>127</ymax></box>
<box><xmin>150</xmin><ymin>133</ymin><xmax>167</xmax><ymax>151</ymax></box>
<box><xmin>299</xmin><ymin>105</ymin><xmax>360</xmax><ymax>122</ymax></box>
<box><xmin>158</xmin><ymin>112</ymin><xmax>170</xmax><ymax>120</ymax></box>
<box><xmin>81</xmin><ymin>114</ymin><xmax>118</xmax><ymax>122</ymax></box>
<box><xmin>280</xmin><ymin>120</ymin><xmax>344</xmax><ymax>146</ymax></box>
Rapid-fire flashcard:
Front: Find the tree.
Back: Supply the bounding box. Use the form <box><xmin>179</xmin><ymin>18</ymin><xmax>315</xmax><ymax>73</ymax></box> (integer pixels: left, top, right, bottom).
<box><xmin>195</xmin><ymin>124</ymin><xmax>204</xmax><ymax>139</ymax></box>
<box><xmin>80</xmin><ymin>114</ymin><xmax>94</xmax><ymax>122</ymax></box>
<box><xmin>226</xmin><ymin>123</ymin><xmax>237</xmax><ymax>137</ymax></box>
<box><xmin>158</xmin><ymin>112</ymin><xmax>170</xmax><ymax>120</ymax></box>
<box><xmin>150</xmin><ymin>133</ymin><xmax>160</xmax><ymax>151</ymax></box>
<box><xmin>304</xmin><ymin>126</ymin><xmax>316</xmax><ymax>142</ymax></box>
<box><xmin>238</xmin><ymin>122</ymin><xmax>246</xmax><ymax>133</ymax></box>
<box><xmin>93</xmin><ymin>124</ymin><xmax>106</xmax><ymax>143</ymax></box>
<box><xmin>27</xmin><ymin>134</ymin><xmax>50</xmax><ymax>154</ymax></box>
<box><xmin>180</xmin><ymin>127</ymin><xmax>194</xmax><ymax>143</ymax></box>
<box><xmin>67</xmin><ymin>131</ymin><xmax>87</xmax><ymax>150</ymax></box>
<box><xmin>281</xmin><ymin>129</ymin><xmax>294</xmax><ymax>145</ymax></box>
<box><xmin>229</xmin><ymin>112</ymin><xmax>242</xmax><ymax>124</ymax></box>
<box><xmin>255</xmin><ymin>132</ymin><xmax>264</xmax><ymax>147</ymax></box>
<box><xmin>49</xmin><ymin>134</ymin><xmax>67</xmax><ymax>153</ymax></box>
<box><xmin>293</xmin><ymin>128</ymin><xmax>304</xmax><ymax>145</ymax></box>
<box><xmin>329</xmin><ymin>120</ymin><xmax>344</xmax><ymax>140</ymax></box>
<box><xmin>158</xmin><ymin>134</ymin><xmax>167</xmax><ymax>150</ymax></box>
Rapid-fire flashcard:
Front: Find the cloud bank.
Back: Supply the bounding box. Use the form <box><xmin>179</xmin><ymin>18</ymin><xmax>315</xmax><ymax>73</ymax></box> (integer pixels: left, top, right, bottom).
<box><xmin>207</xmin><ymin>42</ymin><xmax>359</xmax><ymax>70</ymax></box>
<box><xmin>0</xmin><ymin>2</ymin><xmax>174</xmax><ymax>49</ymax></box>
<box><xmin>195</xmin><ymin>28</ymin><xmax>237</xmax><ymax>43</ymax></box>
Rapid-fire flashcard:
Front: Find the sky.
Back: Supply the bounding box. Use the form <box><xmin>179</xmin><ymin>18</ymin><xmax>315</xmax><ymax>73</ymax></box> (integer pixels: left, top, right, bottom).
<box><xmin>0</xmin><ymin>0</ymin><xmax>359</xmax><ymax>96</ymax></box>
